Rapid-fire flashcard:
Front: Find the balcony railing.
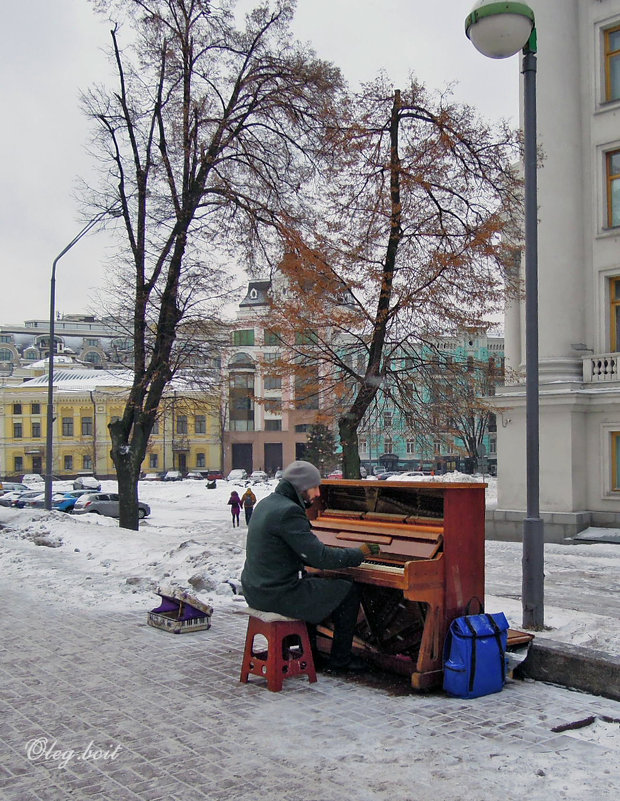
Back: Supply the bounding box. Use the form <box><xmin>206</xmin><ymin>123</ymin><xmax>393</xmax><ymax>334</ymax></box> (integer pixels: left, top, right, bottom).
<box><xmin>583</xmin><ymin>352</ymin><xmax>619</xmax><ymax>383</ymax></box>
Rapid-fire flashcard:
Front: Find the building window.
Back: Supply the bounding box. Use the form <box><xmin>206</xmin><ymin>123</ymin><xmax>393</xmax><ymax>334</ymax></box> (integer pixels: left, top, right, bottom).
<box><xmin>149</xmin><ymin>453</ymin><xmax>159</xmax><ymax>469</ymax></box>
<box><xmin>607</xmin><ymin>150</ymin><xmax>620</xmax><ymax>228</ymax></box>
<box><xmin>383</xmin><ymin>411</ymin><xmax>393</xmax><ymax>428</ymax></box>
<box><xmin>194</xmin><ymin>415</ymin><xmax>206</xmax><ymax>434</ymax></box>
<box><xmin>13</xmin><ymin>423</ymin><xmax>23</xmax><ymax>438</ymax></box>
<box><xmin>31</xmin><ymin>422</ymin><xmax>41</xmax><ymax>438</ymax></box>
<box><xmin>81</xmin><ymin>417</ymin><xmax>93</xmax><ymax>436</ymax></box>
<box><xmin>384</xmin><ymin>437</ymin><xmax>393</xmax><ymax>454</ymax></box>
<box><xmin>85</xmin><ymin>351</ymin><xmax>102</xmax><ymax>365</ymax></box>
<box><xmin>196</xmin><ymin>452</ymin><xmax>206</xmax><ymax>468</ymax></box>
<box><xmin>406</xmin><ymin>439</ymin><xmax>416</xmax><ymax>454</ymax></box>
<box><xmin>265</xmin><ymin>419</ymin><xmax>282</xmax><ymax>431</ymax></box>
<box><xmin>610</xmin><ymin>277</ymin><xmax>620</xmax><ymax>351</ymax></box>
<box><xmin>613</xmin><ymin>432</ymin><xmax>620</xmax><ymax>491</ymax></box>
<box><xmin>0</xmin><ymin>348</ymin><xmax>13</xmax><ymax>362</ymax></box>
<box><xmin>264</xmin><ymin>329</ymin><xmax>280</xmax><ymax>346</ymax></box>
<box><xmin>14</xmin><ymin>456</ymin><xmax>23</xmax><ymax>473</ymax></box>
<box><xmin>64</xmin><ymin>455</ymin><xmax>73</xmax><ymax>471</ymax></box>
<box><xmin>176</xmin><ymin>415</ymin><xmax>188</xmax><ymax>435</ymax></box>
<box><xmin>233</xmin><ymin>329</ymin><xmax>255</xmax><ymax>347</ymax></box>
<box><xmin>62</xmin><ymin>417</ymin><xmax>74</xmax><ymax>436</ymax></box>
<box><xmin>152</xmin><ymin>419</ymin><xmax>159</xmax><ymax>435</ymax></box>
<box><xmin>32</xmin><ymin>403</ymin><xmax>40</xmax><ymax>415</ymax></box>
<box><xmin>359</xmin><ymin>438</ymin><xmax>367</xmax><ymax>454</ymax></box>
<box><xmin>83</xmin><ymin>455</ymin><xmax>92</xmax><ymax>470</ymax></box>
<box><xmin>488</xmin><ymin>435</ymin><xmax>497</xmax><ymax>456</ymax></box>
<box><xmin>13</xmin><ymin>403</ymin><xmax>22</xmax><ymax>415</ymax></box>
<box><xmin>85</xmin><ymin>338</ymin><xmax>99</xmax><ymax>347</ymax></box>
<box><xmin>605</xmin><ymin>26</ymin><xmax>620</xmax><ymax>102</ymax></box>
<box><xmin>0</xmin><ymin>334</ymin><xmax>12</xmax><ymax>343</ymax></box>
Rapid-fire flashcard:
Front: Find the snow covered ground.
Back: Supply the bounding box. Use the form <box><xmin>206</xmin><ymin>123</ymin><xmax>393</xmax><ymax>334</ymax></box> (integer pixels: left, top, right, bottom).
<box><xmin>0</xmin><ymin>474</ymin><xmax>618</xmax><ymax>657</ymax></box>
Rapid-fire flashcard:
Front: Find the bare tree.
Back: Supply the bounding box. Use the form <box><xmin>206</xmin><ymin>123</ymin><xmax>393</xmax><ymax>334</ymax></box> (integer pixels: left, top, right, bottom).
<box><xmin>82</xmin><ymin>0</ymin><xmax>343</xmax><ymax>527</ymax></box>
<box><xmin>267</xmin><ymin>77</ymin><xmax>522</xmax><ymax>477</ymax></box>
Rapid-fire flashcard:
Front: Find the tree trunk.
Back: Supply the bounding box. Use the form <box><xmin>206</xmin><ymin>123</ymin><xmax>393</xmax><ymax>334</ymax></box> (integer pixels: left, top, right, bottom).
<box><xmin>339</xmin><ymin>414</ymin><xmax>362</xmax><ymax>479</ymax></box>
<box><xmin>109</xmin><ymin>418</ymin><xmax>150</xmax><ymax>530</ymax></box>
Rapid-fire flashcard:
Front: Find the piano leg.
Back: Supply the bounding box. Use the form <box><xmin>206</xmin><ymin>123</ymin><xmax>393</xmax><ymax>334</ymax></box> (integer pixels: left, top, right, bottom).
<box><xmin>411</xmin><ymin>603</ymin><xmax>444</xmax><ymax>690</ymax></box>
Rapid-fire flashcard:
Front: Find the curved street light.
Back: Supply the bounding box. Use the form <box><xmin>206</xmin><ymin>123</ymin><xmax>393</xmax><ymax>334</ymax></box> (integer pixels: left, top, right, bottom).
<box><xmin>44</xmin><ymin>209</ymin><xmax>117</xmax><ymax>510</ymax></box>
<box><xmin>465</xmin><ymin>1</ymin><xmax>544</xmax><ymax>630</ymax></box>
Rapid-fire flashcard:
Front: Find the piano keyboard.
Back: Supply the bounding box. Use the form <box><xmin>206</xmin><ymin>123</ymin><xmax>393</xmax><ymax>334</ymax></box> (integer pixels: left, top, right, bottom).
<box><xmin>361</xmin><ymin>560</ymin><xmax>405</xmax><ymax>575</ymax></box>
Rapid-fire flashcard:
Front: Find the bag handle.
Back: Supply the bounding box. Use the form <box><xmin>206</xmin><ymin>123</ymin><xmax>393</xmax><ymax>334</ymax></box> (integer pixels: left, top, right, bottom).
<box><xmin>465</xmin><ymin>596</ymin><xmax>484</xmax><ymax>615</ymax></box>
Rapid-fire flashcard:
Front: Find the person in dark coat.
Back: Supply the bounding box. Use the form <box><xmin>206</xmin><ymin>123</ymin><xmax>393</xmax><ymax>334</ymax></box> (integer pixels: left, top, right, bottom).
<box><xmin>240</xmin><ymin>460</ymin><xmax>379</xmax><ymax>673</ymax></box>
<box><xmin>227</xmin><ymin>490</ymin><xmax>242</xmax><ymax>527</ymax></box>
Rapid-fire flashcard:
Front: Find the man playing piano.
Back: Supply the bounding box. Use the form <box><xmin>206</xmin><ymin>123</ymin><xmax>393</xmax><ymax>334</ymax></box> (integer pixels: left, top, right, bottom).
<box><xmin>241</xmin><ymin>460</ymin><xmax>379</xmax><ymax>673</ymax></box>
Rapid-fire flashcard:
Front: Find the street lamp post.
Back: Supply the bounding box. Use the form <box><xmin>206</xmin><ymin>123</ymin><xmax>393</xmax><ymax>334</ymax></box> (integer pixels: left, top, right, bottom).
<box><xmin>465</xmin><ymin>1</ymin><xmax>544</xmax><ymax>629</ymax></box>
<box><xmin>44</xmin><ymin>211</ymin><xmax>112</xmax><ymax>510</ymax></box>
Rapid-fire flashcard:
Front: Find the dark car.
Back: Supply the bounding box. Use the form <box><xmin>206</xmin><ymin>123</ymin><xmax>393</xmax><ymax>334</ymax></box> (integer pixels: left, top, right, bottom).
<box><xmin>73</xmin><ymin>492</ymin><xmax>151</xmax><ymax>519</ymax></box>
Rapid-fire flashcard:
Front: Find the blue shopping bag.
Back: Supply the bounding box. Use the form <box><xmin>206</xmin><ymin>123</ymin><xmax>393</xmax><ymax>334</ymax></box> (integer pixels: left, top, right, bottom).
<box><xmin>443</xmin><ymin>612</ymin><xmax>509</xmax><ymax>699</ymax></box>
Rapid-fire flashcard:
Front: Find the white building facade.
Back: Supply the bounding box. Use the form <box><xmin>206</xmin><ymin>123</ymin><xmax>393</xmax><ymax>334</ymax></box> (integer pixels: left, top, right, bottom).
<box><xmin>492</xmin><ymin>0</ymin><xmax>620</xmax><ymax>541</ymax></box>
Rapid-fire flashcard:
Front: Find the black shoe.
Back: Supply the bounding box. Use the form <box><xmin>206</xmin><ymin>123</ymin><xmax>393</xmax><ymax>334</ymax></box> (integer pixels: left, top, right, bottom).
<box><xmin>325</xmin><ymin>655</ymin><xmax>368</xmax><ymax>674</ymax></box>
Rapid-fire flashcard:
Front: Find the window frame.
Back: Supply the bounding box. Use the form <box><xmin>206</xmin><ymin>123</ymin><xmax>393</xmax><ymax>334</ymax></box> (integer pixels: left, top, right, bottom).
<box><xmin>607</xmin><ymin>149</ymin><xmax>620</xmax><ymax>229</ymax></box>
<box><xmin>605</xmin><ymin>25</ymin><xmax>620</xmax><ymax>103</ymax></box>
<box><xmin>62</xmin><ymin>417</ymin><xmax>74</xmax><ymax>437</ymax></box>
<box><xmin>610</xmin><ymin>276</ymin><xmax>620</xmax><ymax>352</ymax></box>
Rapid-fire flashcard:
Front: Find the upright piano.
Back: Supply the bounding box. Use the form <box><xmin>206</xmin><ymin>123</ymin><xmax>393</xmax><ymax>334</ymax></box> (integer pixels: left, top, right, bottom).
<box><xmin>307</xmin><ymin>479</ymin><xmax>486</xmax><ymax>690</ymax></box>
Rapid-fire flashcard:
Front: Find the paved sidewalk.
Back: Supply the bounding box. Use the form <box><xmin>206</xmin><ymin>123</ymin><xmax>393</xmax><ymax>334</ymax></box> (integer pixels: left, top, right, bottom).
<box><xmin>1</xmin><ymin>582</ymin><xmax>619</xmax><ymax>801</ymax></box>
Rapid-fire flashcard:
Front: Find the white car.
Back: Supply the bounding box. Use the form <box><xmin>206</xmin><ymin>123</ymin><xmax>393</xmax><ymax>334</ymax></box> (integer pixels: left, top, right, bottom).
<box><xmin>22</xmin><ymin>473</ymin><xmax>44</xmax><ymax>485</ymax></box>
<box><xmin>249</xmin><ymin>470</ymin><xmax>269</xmax><ymax>483</ymax></box>
<box><xmin>227</xmin><ymin>469</ymin><xmax>248</xmax><ymax>483</ymax></box>
<box><xmin>73</xmin><ymin>475</ymin><xmax>102</xmax><ymax>490</ymax></box>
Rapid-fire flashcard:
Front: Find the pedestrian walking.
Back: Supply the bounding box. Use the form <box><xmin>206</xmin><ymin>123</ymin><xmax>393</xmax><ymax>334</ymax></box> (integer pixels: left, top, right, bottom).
<box><xmin>227</xmin><ymin>490</ymin><xmax>242</xmax><ymax>527</ymax></box>
<box><xmin>241</xmin><ymin>487</ymin><xmax>257</xmax><ymax>525</ymax></box>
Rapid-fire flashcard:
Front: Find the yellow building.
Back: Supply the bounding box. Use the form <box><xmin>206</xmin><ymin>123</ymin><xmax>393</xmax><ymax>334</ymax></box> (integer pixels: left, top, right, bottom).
<box><xmin>0</xmin><ymin>369</ymin><xmax>221</xmax><ymax>480</ymax></box>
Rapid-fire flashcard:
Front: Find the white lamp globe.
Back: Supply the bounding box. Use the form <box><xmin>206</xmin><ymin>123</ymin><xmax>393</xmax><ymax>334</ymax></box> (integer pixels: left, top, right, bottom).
<box><xmin>465</xmin><ymin>1</ymin><xmax>535</xmax><ymax>59</ymax></box>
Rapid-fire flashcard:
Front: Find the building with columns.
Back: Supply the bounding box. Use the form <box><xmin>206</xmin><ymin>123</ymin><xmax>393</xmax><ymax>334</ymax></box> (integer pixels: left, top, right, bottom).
<box><xmin>491</xmin><ymin>0</ymin><xmax>620</xmax><ymax>541</ymax></box>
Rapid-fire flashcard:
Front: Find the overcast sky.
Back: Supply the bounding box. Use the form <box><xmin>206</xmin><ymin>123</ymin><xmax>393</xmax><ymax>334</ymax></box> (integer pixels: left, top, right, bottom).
<box><xmin>0</xmin><ymin>0</ymin><xmax>519</xmax><ymax>325</ymax></box>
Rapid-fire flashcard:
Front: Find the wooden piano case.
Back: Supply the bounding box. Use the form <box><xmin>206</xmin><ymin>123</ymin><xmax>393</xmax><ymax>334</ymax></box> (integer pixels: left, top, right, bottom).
<box><xmin>307</xmin><ymin>479</ymin><xmax>486</xmax><ymax>690</ymax></box>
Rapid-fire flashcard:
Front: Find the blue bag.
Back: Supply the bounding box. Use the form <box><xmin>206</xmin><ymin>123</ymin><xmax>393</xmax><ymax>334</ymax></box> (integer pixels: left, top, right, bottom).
<box><xmin>443</xmin><ymin>612</ymin><xmax>509</xmax><ymax>699</ymax></box>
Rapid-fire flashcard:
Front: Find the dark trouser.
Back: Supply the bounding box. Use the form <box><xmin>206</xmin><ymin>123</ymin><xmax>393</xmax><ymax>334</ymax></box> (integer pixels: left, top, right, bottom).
<box><xmin>244</xmin><ymin>507</ymin><xmax>253</xmax><ymax>524</ymax></box>
<box><xmin>309</xmin><ymin>582</ymin><xmax>361</xmax><ymax>668</ymax></box>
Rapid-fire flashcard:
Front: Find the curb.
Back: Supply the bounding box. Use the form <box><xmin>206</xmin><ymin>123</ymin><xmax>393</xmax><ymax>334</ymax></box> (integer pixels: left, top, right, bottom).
<box><xmin>515</xmin><ymin>638</ymin><xmax>620</xmax><ymax>702</ymax></box>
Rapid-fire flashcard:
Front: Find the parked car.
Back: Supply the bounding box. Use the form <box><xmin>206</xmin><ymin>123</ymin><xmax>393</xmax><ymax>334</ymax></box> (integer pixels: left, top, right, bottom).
<box><xmin>55</xmin><ymin>490</ymin><xmax>92</xmax><ymax>512</ymax></box>
<box><xmin>185</xmin><ymin>471</ymin><xmax>204</xmax><ymax>480</ymax></box>
<box><xmin>327</xmin><ymin>469</ymin><xmax>343</xmax><ymax>479</ymax></box>
<box><xmin>391</xmin><ymin>471</ymin><xmax>429</xmax><ymax>481</ymax></box>
<box><xmin>0</xmin><ymin>489</ymin><xmax>31</xmax><ymax>507</ymax></box>
<box><xmin>206</xmin><ymin>470</ymin><xmax>223</xmax><ymax>480</ymax></box>
<box><xmin>0</xmin><ymin>482</ymin><xmax>30</xmax><ymax>494</ymax></box>
<box><xmin>141</xmin><ymin>473</ymin><xmax>161</xmax><ymax>481</ymax></box>
<box><xmin>73</xmin><ymin>475</ymin><xmax>102</xmax><ymax>491</ymax></box>
<box><xmin>73</xmin><ymin>492</ymin><xmax>151</xmax><ymax>519</ymax></box>
<box><xmin>12</xmin><ymin>490</ymin><xmax>48</xmax><ymax>508</ymax></box>
<box><xmin>226</xmin><ymin>469</ymin><xmax>248</xmax><ymax>483</ymax></box>
<box><xmin>273</xmin><ymin>469</ymin><xmax>283</xmax><ymax>480</ymax></box>
<box><xmin>162</xmin><ymin>470</ymin><xmax>182</xmax><ymax>481</ymax></box>
<box><xmin>249</xmin><ymin>470</ymin><xmax>269</xmax><ymax>484</ymax></box>
<box><xmin>22</xmin><ymin>474</ymin><xmax>44</xmax><ymax>485</ymax></box>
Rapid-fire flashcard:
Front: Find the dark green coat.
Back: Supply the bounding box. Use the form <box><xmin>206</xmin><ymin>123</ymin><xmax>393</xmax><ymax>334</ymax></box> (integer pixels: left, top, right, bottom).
<box><xmin>240</xmin><ymin>480</ymin><xmax>365</xmax><ymax>624</ymax></box>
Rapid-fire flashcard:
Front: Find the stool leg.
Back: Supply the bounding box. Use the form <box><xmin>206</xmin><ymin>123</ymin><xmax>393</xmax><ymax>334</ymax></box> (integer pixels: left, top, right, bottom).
<box><xmin>298</xmin><ymin>624</ymin><xmax>317</xmax><ymax>684</ymax></box>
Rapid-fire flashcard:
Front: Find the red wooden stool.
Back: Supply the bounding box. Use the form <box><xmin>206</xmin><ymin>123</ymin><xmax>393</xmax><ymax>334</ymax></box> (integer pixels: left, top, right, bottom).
<box><xmin>240</xmin><ymin>608</ymin><xmax>317</xmax><ymax>692</ymax></box>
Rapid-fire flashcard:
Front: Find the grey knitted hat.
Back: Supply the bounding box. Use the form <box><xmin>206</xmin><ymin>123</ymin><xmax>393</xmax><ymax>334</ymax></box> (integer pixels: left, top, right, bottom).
<box><xmin>282</xmin><ymin>460</ymin><xmax>322</xmax><ymax>492</ymax></box>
